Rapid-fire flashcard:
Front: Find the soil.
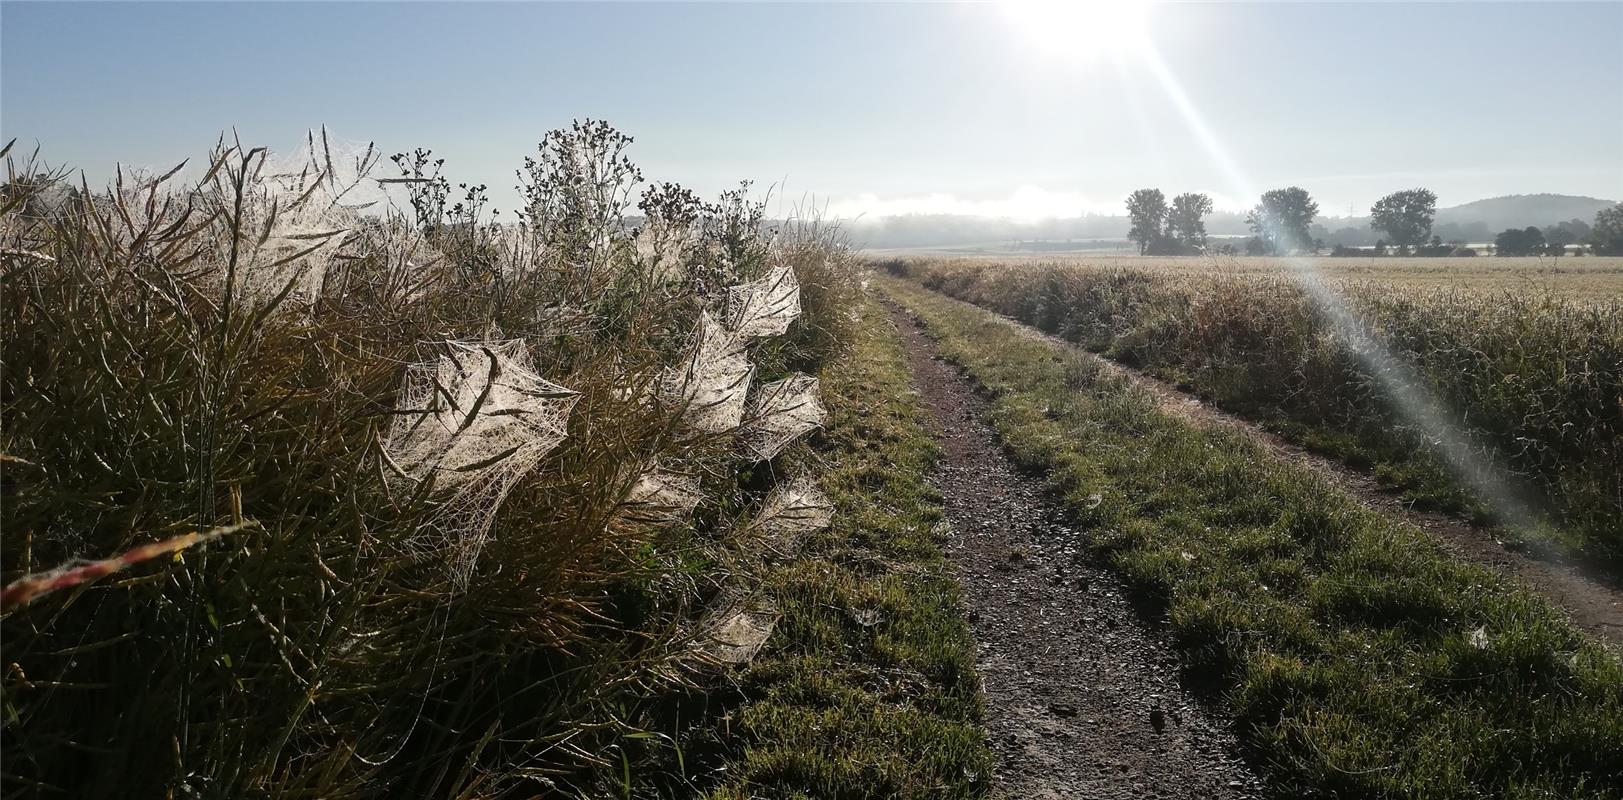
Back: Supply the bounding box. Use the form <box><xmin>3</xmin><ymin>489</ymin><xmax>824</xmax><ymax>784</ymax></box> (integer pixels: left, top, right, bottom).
<box><xmin>890</xmin><ymin>305</ymin><xmax>1264</xmax><ymax>799</ymax></box>
<box><xmin>981</xmin><ymin>308</ymin><xmax>1623</xmax><ymax>649</ymax></box>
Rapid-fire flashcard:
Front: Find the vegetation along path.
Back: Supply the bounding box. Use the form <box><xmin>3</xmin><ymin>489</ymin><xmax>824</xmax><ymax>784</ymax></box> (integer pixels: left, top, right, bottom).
<box><xmin>888</xmin><ymin>302</ymin><xmax>1263</xmax><ymax>799</ymax></box>
<box><xmin>879</xmin><ymin>275</ymin><xmax>1621</xmax><ymax>798</ymax></box>
<box><xmin>934</xmin><ymin>292</ymin><xmax>1623</xmax><ymax>649</ymax></box>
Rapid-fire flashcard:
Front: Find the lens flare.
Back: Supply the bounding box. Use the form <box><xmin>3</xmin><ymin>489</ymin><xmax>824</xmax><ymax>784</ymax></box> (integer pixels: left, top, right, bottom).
<box><xmin>1135</xmin><ymin>41</ymin><xmax>1539</xmax><ymax>529</ymax></box>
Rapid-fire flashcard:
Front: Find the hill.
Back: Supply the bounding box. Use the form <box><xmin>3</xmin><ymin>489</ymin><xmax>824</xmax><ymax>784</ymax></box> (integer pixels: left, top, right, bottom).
<box><xmin>1434</xmin><ymin>193</ymin><xmax>1617</xmax><ymax>231</ymax></box>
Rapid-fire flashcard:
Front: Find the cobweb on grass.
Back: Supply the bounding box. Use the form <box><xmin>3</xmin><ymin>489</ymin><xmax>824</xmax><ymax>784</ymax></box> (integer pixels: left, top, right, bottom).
<box><xmin>201</xmin><ymin>130</ymin><xmax>389</xmax><ymax>304</ymax></box>
<box><xmin>744</xmin><ymin>475</ymin><xmax>833</xmax><ymax>558</ymax></box>
<box><xmin>617</xmin><ymin>467</ymin><xmax>704</xmax><ymax>527</ymax></box>
<box><xmin>740</xmin><ymin>373</ymin><xmax>827</xmax><ymax>461</ymax></box>
<box><xmin>691</xmin><ymin>589</ymin><xmax>780</xmax><ymax>667</ymax></box>
<box><xmin>725</xmin><ymin>263</ymin><xmax>801</xmax><ymax>339</ymax></box>
<box><xmin>385</xmin><ymin>339</ymin><xmax>580</xmax><ymax>586</ymax></box>
<box><xmin>661</xmin><ymin>311</ymin><xmax>755</xmax><ymax>434</ymax></box>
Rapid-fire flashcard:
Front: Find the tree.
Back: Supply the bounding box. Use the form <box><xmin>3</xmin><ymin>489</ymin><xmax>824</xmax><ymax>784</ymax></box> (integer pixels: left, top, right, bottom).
<box><xmin>1493</xmin><ymin>226</ymin><xmax>1546</xmax><ymax>256</ymax></box>
<box><xmin>1125</xmin><ymin>188</ymin><xmax>1168</xmax><ymax>255</ymax></box>
<box><xmin>1369</xmin><ymin>188</ymin><xmax>1437</xmax><ymax>249</ymax></box>
<box><xmin>1589</xmin><ymin>203</ymin><xmax>1623</xmax><ymax>256</ymax></box>
<box><xmin>1544</xmin><ymin>218</ymin><xmax>1591</xmax><ymax>248</ymax></box>
<box><xmin>1167</xmin><ymin>192</ymin><xmax>1213</xmax><ymax>252</ymax></box>
<box><xmin>1246</xmin><ymin>187</ymin><xmax>1319</xmax><ymax>254</ymax></box>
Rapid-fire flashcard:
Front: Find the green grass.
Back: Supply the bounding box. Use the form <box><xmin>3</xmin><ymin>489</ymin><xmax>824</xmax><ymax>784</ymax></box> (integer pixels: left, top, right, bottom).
<box><xmin>878</xmin><ymin>275</ymin><xmax>1623</xmax><ymax>799</ymax></box>
<box><xmin>701</xmin><ymin>295</ymin><xmax>991</xmax><ymax>800</ymax></box>
<box><xmin>884</xmin><ymin>257</ymin><xmax>1623</xmax><ymax>567</ymax></box>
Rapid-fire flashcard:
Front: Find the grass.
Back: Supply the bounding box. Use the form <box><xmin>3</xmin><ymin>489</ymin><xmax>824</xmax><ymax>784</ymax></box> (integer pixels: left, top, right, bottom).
<box><xmin>0</xmin><ymin>126</ymin><xmax>865</xmax><ymax>798</ymax></box>
<box><xmin>699</xmin><ymin>293</ymin><xmax>991</xmax><ymax>800</ymax></box>
<box><xmin>885</xmin><ymin>257</ymin><xmax>1623</xmax><ymax>567</ymax></box>
<box><xmin>874</xmin><ymin>254</ymin><xmax>1623</xmax><ymax>299</ymax></box>
<box><xmin>878</xmin><ymin>274</ymin><xmax>1623</xmax><ymax>799</ymax></box>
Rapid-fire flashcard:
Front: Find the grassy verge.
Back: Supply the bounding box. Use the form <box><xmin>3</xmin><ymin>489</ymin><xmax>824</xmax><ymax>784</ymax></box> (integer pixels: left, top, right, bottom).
<box><xmin>882</xmin><ymin>258</ymin><xmax>1623</xmax><ymax>566</ymax></box>
<box><xmin>878</xmin><ymin>275</ymin><xmax>1623</xmax><ymax>799</ymax></box>
<box><xmin>697</xmin><ymin>295</ymin><xmax>990</xmax><ymax>799</ymax></box>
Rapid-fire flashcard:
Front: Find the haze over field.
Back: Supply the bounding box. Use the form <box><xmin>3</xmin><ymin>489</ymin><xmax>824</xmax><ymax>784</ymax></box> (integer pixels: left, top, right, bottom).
<box><xmin>3</xmin><ymin>1</ymin><xmax>1620</xmax><ymax>229</ymax></box>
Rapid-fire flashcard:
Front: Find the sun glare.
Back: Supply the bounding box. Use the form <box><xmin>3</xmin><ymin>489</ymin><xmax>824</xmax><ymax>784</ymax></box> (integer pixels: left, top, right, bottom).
<box><xmin>1002</xmin><ymin>0</ymin><xmax>1151</xmax><ymax>61</ymax></box>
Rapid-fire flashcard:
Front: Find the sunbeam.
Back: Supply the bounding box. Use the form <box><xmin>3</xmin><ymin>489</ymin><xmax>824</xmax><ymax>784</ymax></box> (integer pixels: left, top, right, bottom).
<box><xmin>1137</xmin><ymin>39</ymin><xmax>1542</xmax><ymax>530</ymax></box>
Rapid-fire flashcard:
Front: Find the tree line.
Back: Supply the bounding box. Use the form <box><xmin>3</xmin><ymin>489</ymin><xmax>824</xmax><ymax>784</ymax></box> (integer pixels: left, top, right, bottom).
<box><xmin>1125</xmin><ymin>187</ymin><xmax>1623</xmax><ymax>257</ymax></box>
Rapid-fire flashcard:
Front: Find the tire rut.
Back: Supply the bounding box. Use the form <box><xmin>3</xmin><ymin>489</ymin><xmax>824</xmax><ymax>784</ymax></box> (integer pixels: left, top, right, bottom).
<box><xmin>888</xmin><ymin>305</ymin><xmax>1263</xmax><ymax>800</ymax></box>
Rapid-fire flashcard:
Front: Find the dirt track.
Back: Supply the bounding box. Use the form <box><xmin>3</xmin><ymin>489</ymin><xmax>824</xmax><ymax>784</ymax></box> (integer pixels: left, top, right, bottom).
<box><xmin>970</xmin><ymin>304</ymin><xmax>1623</xmax><ymax>649</ymax></box>
<box><xmin>890</xmin><ymin>306</ymin><xmax>1263</xmax><ymax>799</ymax></box>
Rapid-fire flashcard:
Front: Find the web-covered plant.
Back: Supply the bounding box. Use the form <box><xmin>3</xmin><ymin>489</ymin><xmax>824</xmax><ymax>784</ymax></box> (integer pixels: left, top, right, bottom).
<box><xmin>661</xmin><ymin>311</ymin><xmax>756</xmax><ymax>434</ymax></box>
<box><xmin>743</xmin><ymin>475</ymin><xmax>834</xmax><ymax>558</ymax></box>
<box><xmin>0</xmin><ymin>123</ymin><xmax>861</xmax><ymax>798</ymax></box>
<box><xmin>741</xmin><ymin>373</ymin><xmax>828</xmax><ymax>460</ymax></box>
<box><xmin>384</xmin><ymin>339</ymin><xmax>579</xmax><ymax>585</ymax></box>
<box><xmin>727</xmin><ymin>262</ymin><xmax>802</xmax><ymax>339</ymax></box>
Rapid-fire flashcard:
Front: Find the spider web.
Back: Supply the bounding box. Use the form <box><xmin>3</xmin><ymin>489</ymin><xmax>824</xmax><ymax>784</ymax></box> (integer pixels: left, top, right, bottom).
<box><xmin>740</xmin><ymin>373</ymin><xmax>827</xmax><ymax>460</ymax></box>
<box><xmin>725</xmin><ymin>263</ymin><xmax>801</xmax><ymax>339</ymax></box>
<box><xmin>617</xmin><ymin>467</ymin><xmax>703</xmax><ymax>526</ymax></box>
<box><xmin>661</xmin><ymin>311</ymin><xmax>754</xmax><ymax>434</ymax></box>
<box><xmin>745</xmin><ymin>476</ymin><xmax>833</xmax><ymax>558</ymax></box>
<box><xmin>384</xmin><ymin>339</ymin><xmax>580</xmax><ymax>586</ymax></box>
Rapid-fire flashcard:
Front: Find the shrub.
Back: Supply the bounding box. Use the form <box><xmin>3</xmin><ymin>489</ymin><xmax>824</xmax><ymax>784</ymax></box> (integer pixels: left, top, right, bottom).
<box><xmin>0</xmin><ymin>125</ymin><xmax>858</xmax><ymax>797</ymax></box>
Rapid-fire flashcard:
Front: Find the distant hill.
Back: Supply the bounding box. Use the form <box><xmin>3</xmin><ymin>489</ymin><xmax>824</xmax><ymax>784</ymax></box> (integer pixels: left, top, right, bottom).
<box><xmin>1434</xmin><ymin>194</ymin><xmax>1617</xmax><ymax>232</ymax></box>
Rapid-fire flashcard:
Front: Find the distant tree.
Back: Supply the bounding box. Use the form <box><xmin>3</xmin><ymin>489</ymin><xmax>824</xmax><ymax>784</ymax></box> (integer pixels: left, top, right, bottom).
<box><xmin>1246</xmin><ymin>187</ymin><xmax>1319</xmax><ymax>254</ymax></box>
<box><xmin>1312</xmin><ymin>238</ymin><xmax>1324</xmax><ymax>254</ymax></box>
<box><xmin>1374</xmin><ymin>239</ymin><xmax>1388</xmax><ymax>256</ymax></box>
<box><xmin>1125</xmin><ymin>188</ymin><xmax>1169</xmax><ymax>255</ymax></box>
<box><xmin>1494</xmin><ymin>226</ymin><xmax>1546</xmax><ymax>256</ymax></box>
<box><xmin>1588</xmin><ymin>204</ymin><xmax>1623</xmax><ymax>256</ymax></box>
<box><xmin>1244</xmin><ymin>236</ymin><xmax>1271</xmax><ymax>256</ymax></box>
<box><xmin>1167</xmin><ymin>192</ymin><xmax>1213</xmax><ymax>252</ymax></box>
<box><xmin>1544</xmin><ymin>218</ymin><xmax>1592</xmax><ymax>249</ymax></box>
<box><xmin>1369</xmin><ymin>188</ymin><xmax>1437</xmax><ymax>249</ymax></box>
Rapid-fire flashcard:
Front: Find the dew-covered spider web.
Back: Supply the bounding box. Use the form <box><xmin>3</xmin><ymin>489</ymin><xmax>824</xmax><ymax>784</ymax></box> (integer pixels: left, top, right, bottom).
<box><xmin>692</xmin><ymin>589</ymin><xmax>780</xmax><ymax>666</ymax></box>
<box><xmin>384</xmin><ymin>339</ymin><xmax>580</xmax><ymax>586</ymax></box>
<box><xmin>661</xmin><ymin>311</ymin><xmax>755</xmax><ymax>434</ymax></box>
<box><xmin>740</xmin><ymin>373</ymin><xmax>827</xmax><ymax>461</ymax></box>
<box><xmin>618</xmin><ymin>467</ymin><xmax>704</xmax><ymax>527</ymax></box>
<box><xmin>745</xmin><ymin>475</ymin><xmax>833</xmax><ymax>558</ymax></box>
<box><xmin>726</xmin><ymin>263</ymin><xmax>801</xmax><ymax>339</ymax></box>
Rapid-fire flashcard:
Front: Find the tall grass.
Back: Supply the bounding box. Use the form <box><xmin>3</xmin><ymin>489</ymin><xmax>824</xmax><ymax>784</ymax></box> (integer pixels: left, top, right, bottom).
<box><xmin>0</xmin><ymin>125</ymin><xmax>860</xmax><ymax>798</ymax></box>
<box><xmin>886</xmin><ymin>257</ymin><xmax>1623</xmax><ymax>564</ymax></box>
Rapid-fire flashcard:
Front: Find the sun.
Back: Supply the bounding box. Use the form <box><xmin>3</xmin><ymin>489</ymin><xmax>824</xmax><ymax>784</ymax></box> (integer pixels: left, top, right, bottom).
<box><xmin>1001</xmin><ymin>0</ymin><xmax>1151</xmax><ymax>61</ymax></box>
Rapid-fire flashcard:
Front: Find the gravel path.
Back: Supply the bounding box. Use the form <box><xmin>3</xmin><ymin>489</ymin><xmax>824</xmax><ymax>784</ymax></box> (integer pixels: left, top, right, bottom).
<box><xmin>889</xmin><ymin>305</ymin><xmax>1263</xmax><ymax>800</ymax></box>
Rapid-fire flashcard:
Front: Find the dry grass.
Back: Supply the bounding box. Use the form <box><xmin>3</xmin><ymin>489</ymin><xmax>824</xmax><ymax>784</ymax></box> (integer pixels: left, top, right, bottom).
<box><xmin>882</xmin><ymin>254</ymin><xmax>1623</xmax><ymax>299</ymax></box>
<box><xmin>0</xmin><ymin>128</ymin><xmax>862</xmax><ymax>798</ymax></box>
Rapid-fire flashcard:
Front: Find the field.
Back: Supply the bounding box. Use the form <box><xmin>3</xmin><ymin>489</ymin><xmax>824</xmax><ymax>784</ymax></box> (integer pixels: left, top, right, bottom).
<box><xmin>885</xmin><ymin>255</ymin><xmax>1623</xmax><ymax>567</ymax></box>
<box><xmin>875</xmin><ymin>253</ymin><xmax>1623</xmax><ymax>298</ymax></box>
<box><xmin>4</xmin><ymin>137</ymin><xmax>1622</xmax><ymax>799</ymax></box>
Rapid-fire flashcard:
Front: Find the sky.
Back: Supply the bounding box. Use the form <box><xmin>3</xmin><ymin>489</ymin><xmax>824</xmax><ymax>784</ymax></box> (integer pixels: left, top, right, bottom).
<box><xmin>3</xmin><ymin>1</ymin><xmax>1620</xmax><ymax>221</ymax></box>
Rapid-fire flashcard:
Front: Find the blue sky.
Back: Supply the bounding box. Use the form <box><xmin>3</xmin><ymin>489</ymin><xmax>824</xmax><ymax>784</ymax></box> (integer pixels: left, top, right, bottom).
<box><xmin>3</xmin><ymin>1</ymin><xmax>1620</xmax><ymax>219</ymax></box>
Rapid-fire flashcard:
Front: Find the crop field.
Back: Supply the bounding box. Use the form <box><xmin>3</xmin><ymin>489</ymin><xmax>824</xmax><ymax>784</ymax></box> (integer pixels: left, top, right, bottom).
<box><xmin>879</xmin><ymin>254</ymin><xmax>1623</xmax><ymax>299</ymax></box>
<box><xmin>4</xmin><ymin>141</ymin><xmax>1622</xmax><ymax>800</ymax></box>
<box><xmin>886</xmin><ymin>256</ymin><xmax>1623</xmax><ymax>564</ymax></box>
